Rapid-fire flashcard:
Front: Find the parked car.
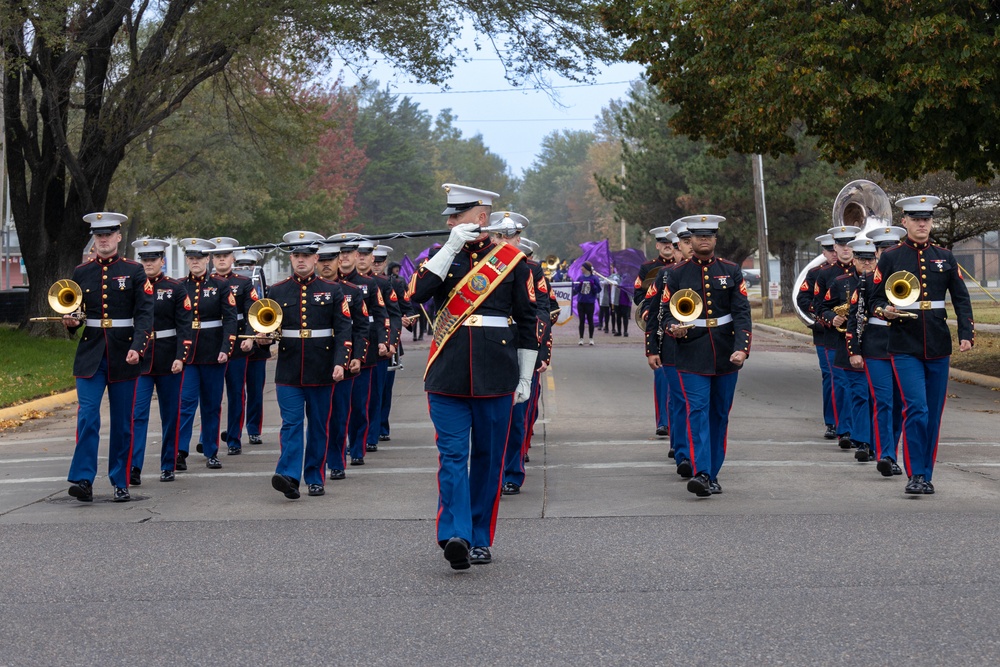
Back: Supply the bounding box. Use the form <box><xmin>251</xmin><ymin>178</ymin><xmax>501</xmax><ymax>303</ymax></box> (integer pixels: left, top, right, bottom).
<box><xmin>742</xmin><ymin>269</ymin><xmax>761</xmax><ymax>287</ymax></box>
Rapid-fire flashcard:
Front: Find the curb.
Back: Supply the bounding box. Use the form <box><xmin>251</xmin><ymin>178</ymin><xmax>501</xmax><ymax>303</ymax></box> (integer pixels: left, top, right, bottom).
<box><xmin>753</xmin><ymin>323</ymin><xmax>1000</xmax><ymax>390</ymax></box>
<box><xmin>0</xmin><ymin>389</ymin><xmax>78</xmax><ymax>422</ymax></box>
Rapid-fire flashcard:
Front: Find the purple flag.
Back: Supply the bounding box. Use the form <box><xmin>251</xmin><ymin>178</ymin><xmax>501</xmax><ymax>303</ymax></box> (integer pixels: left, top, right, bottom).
<box><xmin>611</xmin><ymin>248</ymin><xmax>647</xmax><ymax>300</ymax></box>
<box><xmin>416</xmin><ymin>243</ymin><xmax>440</xmax><ymax>264</ymax></box>
<box><xmin>399</xmin><ymin>254</ymin><xmax>416</xmax><ymax>283</ymax></box>
<box><xmin>567</xmin><ymin>239</ymin><xmax>612</xmax><ymax>282</ymax></box>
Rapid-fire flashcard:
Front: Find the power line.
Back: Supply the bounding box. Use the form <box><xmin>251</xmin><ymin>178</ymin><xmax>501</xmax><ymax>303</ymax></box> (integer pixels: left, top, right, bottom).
<box><xmin>452</xmin><ymin>118</ymin><xmax>593</xmax><ymax>122</ymax></box>
<box><xmin>395</xmin><ymin>80</ymin><xmax>633</xmax><ymax>95</ymax></box>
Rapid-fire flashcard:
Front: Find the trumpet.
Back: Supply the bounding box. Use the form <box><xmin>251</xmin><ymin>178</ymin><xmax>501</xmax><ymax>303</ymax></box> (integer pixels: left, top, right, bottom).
<box><xmin>238</xmin><ymin>299</ymin><xmax>284</xmax><ymax>338</ymax></box>
<box><xmin>29</xmin><ymin>280</ymin><xmax>85</xmax><ymax>322</ymax></box>
<box><xmin>668</xmin><ymin>288</ymin><xmax>703</xmax><ymax>332</ymax></box>
<box><xmin>881</xmin><ymin>271</ymin><xmax>919</xmax><ymax>319</ymax></box>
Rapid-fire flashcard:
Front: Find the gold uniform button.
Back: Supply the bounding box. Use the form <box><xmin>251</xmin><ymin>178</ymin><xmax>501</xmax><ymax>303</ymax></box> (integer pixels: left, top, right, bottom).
<box><xmin>707</xmin><ymin>310</ymin><xmax>714</xmax><ymax>315</ymax></box>
<box><xmin>707</xmin><ymin>300</ymin><xmax>713</xmax><ymax>305</ymax></box>
<box><xmin>921</xmin><ymin>274</ymin><xmax>927</xmax><ymax>278</ymax></box>
<box><xmin>922</xmin><ymin>283</ymin><xmax>927</xmax><ymax>288</ymax></box>
<box><xmin>301</xmin><ymin>307</ymin><xmax>307</xmax><ymax>312</ymax></box>
<box><xmin>706</xmin><ymin>291</ymin><xmax>712</xmax><ymax>297</ymax></box>
<box><xmin>471</xmin><ymin>253</ymin><xmax>479</xmax><ymax>259</ymax></box>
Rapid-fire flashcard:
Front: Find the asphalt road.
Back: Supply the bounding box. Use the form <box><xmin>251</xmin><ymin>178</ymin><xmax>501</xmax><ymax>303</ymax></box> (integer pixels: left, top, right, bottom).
<box><xmin>2</xmin><ymin>324</ymin><xmax>999</xmax><ymax>666</ymax></box>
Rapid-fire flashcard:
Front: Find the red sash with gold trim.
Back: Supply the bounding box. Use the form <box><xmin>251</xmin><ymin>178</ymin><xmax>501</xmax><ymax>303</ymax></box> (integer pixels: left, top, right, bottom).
<box><xmin>424</xmin><ymin>242</ymin><xmax>525</xmax><ymax>378</ymax></box>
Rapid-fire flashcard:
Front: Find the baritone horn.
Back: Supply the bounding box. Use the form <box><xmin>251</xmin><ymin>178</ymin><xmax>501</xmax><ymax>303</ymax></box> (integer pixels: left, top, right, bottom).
<box><xmin>882</xmin><ymin>271</ymin><xmax>919</xmax><ymax>319</ymax></box>
<box><xmin>241</xmin><ymin>298</ymin><xmax>283</xmax><ymax>337</ymax></box>
<box><xmin>543</xmin><ymin>255</ymin><xmax>560</xmax><ymax>278</ymax></box>
<box><xmin>29</xmin><ymin>279</ymin><xmax>84</xmax><ymax>321</ymax></box>
<box><xmin>668</xmin><ymin>288</ymin><xmax>703</xmax><ymax>332</ymax></box>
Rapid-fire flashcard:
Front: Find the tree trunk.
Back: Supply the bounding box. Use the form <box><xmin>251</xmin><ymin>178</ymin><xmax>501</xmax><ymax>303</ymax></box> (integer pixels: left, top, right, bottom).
<box><xmin>777</xmin><ymin>240</ymin><xmax>798</xmax><ymax>314</ymax></box>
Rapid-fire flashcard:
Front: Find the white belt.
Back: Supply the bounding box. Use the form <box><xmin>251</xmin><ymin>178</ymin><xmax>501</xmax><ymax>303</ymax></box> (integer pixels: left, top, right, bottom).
<box><xmin>153</xmin><ymin>328</ymin><xmax>177</xmax><ymax>338</ymax></box>
<box><xmin>868</xmin><ymin>319</ymin><xmax>888</xmax><ymax>327</ymax></box>
<box><xmin>690</xmin><ymin>314</ymin><xmax>733</xmax><ymax>328</ymax></box>
<box><xmin>900</xmin><ymin>300</ymin><xmax>946</xmax><ymax>311</ymax></box>
<box><xmin>368</xmin><ymin>316</ymin><xmax>375</xmax><ymax>323</ymax></box>
<box><xmin>237</xmin><ymin>314</ymin><xmax>245</xmax><ymax>321</ymax></box>
<box><xmin>84</xmin><ymin>318</ymin><xmax>133</xmax><ymax>329</ymax></box>
<box><xmin>462</xmin><ymin>315</ymin><xmax>511</xmax><ymax>328</ymax></box>
<box><xmin>280</xmin><ymin>328</ymin><xmax>333</xmax><ymax>339</ymax></box>
<box><xmin>192</xmin><ymin>319</ymin><xmax>222</xmax><ymax>330</ymax></box>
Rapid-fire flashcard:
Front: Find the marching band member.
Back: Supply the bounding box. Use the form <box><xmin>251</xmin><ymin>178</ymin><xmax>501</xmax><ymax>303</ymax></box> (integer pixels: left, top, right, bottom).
<box><xmin>657</xmin><ymin>215</ymin><xmax>752</xmax><ymax>497</ymax></box>
<box><xmin>797</xmin><ymin>234</ymin><xmax>838</xmax><ymax>440</ymax></box>
<box><xmin>870</xmin><ymin>196</ymin><xmax>974</xmax><ymax>495</ymax></box>
<box><xmin>364</xmin><ymin>244</ymin><xmax>402</xmax><ymax>453</ymax></box>
<box><xmin>176</xmin><ymin>238</ymin><xmax>238</xmax><ymax>471</ymax></box>
<box><xmin>65</xmin><ymin>212</ymin><xmax>153</xmax><ymax>502</ymax></box>
<box><xmin>812</xmin><ymin>226</ymin><xmax>860</xmax><ymax>449</ymax></box>
<box><xmin>131</xmin><ymin>238</ymin><xmax>192</xmax><ymax>485</ymax></box>
<box><xmin>640</xmin><ymin>226</ymin><xmax>677</xmax><ymax>438</ymax></box>
<box><xmin>234</xmin><ymin>249</ymin><xmax>269</xmax><ymax>446</ymax></box>
<box><xmin>410</xmin><ymin>184</ymin><xmax>539</xmax><ymax>569</ymax></box>
<box><xmin>268</xmin><ymin>232</ymin><xmax>353</xmax><ymax>499</ymax></box>
<box><xmin>210</xmin><ymin>237</ymin><xmax>260</xmax><ymax>456</ymax></box>
<box><xmin>379</xmin><ymin>259</ymin><xmax>416</xmax><ymax>442</ymax></box>
<box><xmin>318</xmin><ymin>241</ymin><xmax>372</xmax><ymax>480</ymax></box>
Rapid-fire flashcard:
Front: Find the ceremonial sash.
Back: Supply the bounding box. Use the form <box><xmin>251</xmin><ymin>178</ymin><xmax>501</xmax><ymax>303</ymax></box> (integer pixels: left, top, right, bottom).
<box><xmin>424</xmin><ymin>242</ymin><xmax>525</xmax><ymax>378</ymax></box>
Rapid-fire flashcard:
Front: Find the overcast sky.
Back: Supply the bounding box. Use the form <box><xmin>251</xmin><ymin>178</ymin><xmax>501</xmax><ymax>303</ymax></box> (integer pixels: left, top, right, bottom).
<box><xmin>335</xmin><ymin>50</ymin><xmax>645</xmax><ymax>178</ymax></box>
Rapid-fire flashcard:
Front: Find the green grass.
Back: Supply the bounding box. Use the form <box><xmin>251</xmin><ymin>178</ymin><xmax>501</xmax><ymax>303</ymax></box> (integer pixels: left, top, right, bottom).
<box><xmin>0</xmin><ymin>326</ymin><xmax>78</xmax><ymax>409</ymax></box>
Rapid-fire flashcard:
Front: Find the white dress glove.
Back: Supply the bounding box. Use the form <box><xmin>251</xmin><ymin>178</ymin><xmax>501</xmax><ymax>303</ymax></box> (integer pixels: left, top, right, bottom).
<box><xmin>422</xmin><ymin>223</ymin><xmax>481</xmax><ymax>279</ymax></box>
<box><xmin>514</xmin><ymin>348</ymin><xmax>538</xmax><ymax>404</ymax></box>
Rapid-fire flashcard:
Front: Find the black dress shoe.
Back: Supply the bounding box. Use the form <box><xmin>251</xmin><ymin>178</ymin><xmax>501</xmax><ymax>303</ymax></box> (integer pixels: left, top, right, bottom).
<box><xmin>350</xmin><ymin>457</ymin><xmax>365</xmax><ymax>466</ymax></box>
<box><xmin>876</xmin><ymin>457</ymin><xmax>895</xmax><ymax>477</ymax></box>
<box><xmin>905</xmin><ymin>474</ymin><xmax>926</xmax><ymax>495</ymax></box>
<box><xmin>624</xmin><ymin>332</ymin><xmax>629</xmax><ymax>337</ymax></box>
<box><xmin>923</xmin><ymin>480</ymin><xmax>935</xmax><ymax>494</ymax></box>
<box><xmin>891</xmin><ymin>462</ymin><xmax>903</xmax><ymax>475</ymax></box>
<box><xmin>838</xmin><ymin>434</ymin><xmax>853</xmax><ymax>449</ymax></box>
<box><xmin>501</xmin><ymin>482</ymin><xmax>520</xmax><ymax>496</ymax></box>
<box><xmin>443</xmin><ymin>537</ymin><xmax>471</xmax><ymax>570</ymax></box>
<box><xmin>329</xmin><ymin>469</ymin><xmax>346</xmax><ymax>480</ymax></box>
<box><xmin>366</xmin><ymin>443</ymin><xmax>378</xmax><ymax>452</ymax></box>
<box><xmin>687</xmin><ymin>472</ymin><xmax>712</xmax><ymax>497</ymax></box>
<box><xmin>220</xmin><ymin>430</ymin><xmax>228</xmax><ymax>441</ymax></box>
<box><xmin>709</xmin><ymin>479</ymin><xmax>723</xmax><ymax>494</ymax></box>
<box><xmin>195</xmin><ymin>442</ymin><xmax>204</xmax><ymax>454</ymax></box>
<box><xmin>112</xmin><ymin>487</ymin><xmax>131</xmax><ymax>502</ymax></box>
<box><xmin>68</xmin><ymin>480</ymin><xmax>93</xmax><ymax>502</ymax></box>
<box><xmin>667</xmin><ymin>448</ymin><xmax>676</xmax><ymax>459</ymax></box>
<box><xmin>676</xmin><ymin>460</ymin><xmax>693</xmax><ymax>478</ymax></box>
<box><xmin>379</xmin><ymin>434</ymin><xmax>391</xmax><ymax>441</ymax></box>
<box><xmin>160</xmin><ymin>470</ymin><xmax>176</xmax><ymax>482</ymax></box>
<box><xmin>176</xmin><ymin>451</ymin><xmax>188</xmax><ymax>471</ymax></box>
<box><xmin>655</xmin><ymin>425</ymin><xmax>669</xmax><ymax>437</ymax></box>
<box><xmin>248</xmin><ymin>434</ymin><xmax>263</xmax><ymax>445</ymax></box>
<box><xmin>206</xmin><ymin>456</ymin><xmax>222</xmax><ymax>469</ymax></box>
<box><xmin>307</xmin><ymin>484</ymin><xmax>325</xmax><ymax>496</ymax></box>
<box><xmin>854</xmin><ymin>444</ymin><xmax>872</xmax><ymax>462</ymax></box>
<box><xmin>524</xmin><ymin>453</ymin><xmax>529</xmax><ymax>463</ymax></box>
<box><xmin>824</xmin><ymin>424</ymin><xmax>837</xmax><ymax>440</ymax></box>
<box><xmin>469</xmin><ymin>546</ymin><xmax>492</xmax><ymax>564</ymax></box>
<box><xmin>129</xmin><ymin>466</ymin><xmax>142</xmax><ymax>486</ymax></box>
<box><xmin>271</xmin><ymin>474</ymin><xmax>301</xmax><ymax>499</ymax></box>
<box><xmin>227</xmin><ymin>446</ymin><xmax>242</xmax><ymax>455</ymax></box>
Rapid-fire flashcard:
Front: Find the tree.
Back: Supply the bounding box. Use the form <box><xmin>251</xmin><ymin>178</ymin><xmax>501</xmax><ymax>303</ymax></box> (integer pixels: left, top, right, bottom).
<box><xmin>2</xmin><ymin>0</ymin><xmax>617</xmax><ymax>324</ymax></box>
<box><xmin>600</xmin><ymin>0</ymin><xmax>1000</xmax><ymax>182</ymax></box>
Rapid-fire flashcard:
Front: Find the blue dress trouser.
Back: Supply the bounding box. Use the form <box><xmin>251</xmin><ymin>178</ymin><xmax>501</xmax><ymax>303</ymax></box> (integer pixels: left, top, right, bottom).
<box><xmin>653</xmin><ymin>365</ymin><xmax>669</xmax><ymax>430</ymax></box>
<box><xmin>379</xmin><ymin>364</ymin><xmax>396</xmax><ymax>438</ymax></box>
<box><xmin>178</xmin><ymin>363</ymin><xmax>226</xmax><ymax>458</ymax></box>
<box><xmin>348</xmin><ymin>367</ymin><xmax>373</xmax><ymax>460</ymax></box>
<box><xmin>69</xmin><ymin>355</ymin><xmax>137</xmax><ymax>489</ymax></box>
<box><xmin>275</xmin><ymin>384</ymin><xmax>333</xmax><ymax>486</ymax></box>
<box><xmin>367</xmin><ymin>359</ymin><xmax>389</xmax><ymax>446</ymax></box>
<box><xmin>133</xmin><ymin>372</ymin><xmax>183</xmax><ymax>472</ymax></box>
<box><xmin>676</xmin><ymin>371</ymin><xmax>739</xmax><ymax>481</ymax></box>
<box><xmin>244</xmin><ymin>359</ymin><xmax>267</xmax><ymax>437</ymax></box>
<box><xmin>844</xmin><ymin>367</ymin><xmax>871</xmax><ymax>446</ymax></box>
<box><xmin>503</xmin><ymin>372</ymin><xmax>540</xmax><ymax>487</ymax></box>
<box><xmin>663</xmin><ymin>364</ymin><xmax>690</xmax><ymax>465</ymax></box>
<box><xmin>892</xmin><ymin>354</ymin><xmax>950</xmax><ymax>481</ymax></box>
<box><xmin>816</xmin><ymin>345</ymin><xmax>835</xmax><ymax>427</ymax></box>
<box><xmin>223</xmin><ymin>356</ymin><xmax>248</xmax><ymax>449</ymax></box>
<box><xmin>865</xmin><ymin>358</ymin><xmax>903</xmax><ymax>461</ymax></box>
<box><xmin>428</xmin><ymin>392</ymin><xmax>514</xmax><ymax>549</ymax></box>
<box><xmin>327</xmin><ymin>376</ymin><xmax>354</xmax><ymax>470</ymax></box>
<box><xmin>826</xmin><ymin>347</ymin><xmax>849</xmax><ymax>436</ymax></box>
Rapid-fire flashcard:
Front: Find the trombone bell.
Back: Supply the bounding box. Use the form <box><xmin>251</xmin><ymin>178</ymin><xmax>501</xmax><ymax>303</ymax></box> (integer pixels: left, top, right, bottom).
<box><xmin>886</xmin><ymin>271</ymin><xmax>919</xmax><ymax>308</ymax></box>
<box><xmin>48</xmin><ymin>280</ymin><xmax>83</xmax><ymax>314</ymax></box>
<box><xmin>668</xmin><ymin>289</ymin><xmax>703</xmax><ymax>323</ymax></box>
<box><xmin>248</xmin><ymin>299</ymin><xmax>283</xmax><ymax>334</ymax></box>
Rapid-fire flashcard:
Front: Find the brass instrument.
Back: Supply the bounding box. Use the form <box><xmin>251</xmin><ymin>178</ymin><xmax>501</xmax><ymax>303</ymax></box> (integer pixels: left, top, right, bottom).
<box><xmin>667</xmin><ymin>288</ymin><xmax>702</xmax><ymax>332</ymax></box>
<box><xmin>543</xmin><ymin>255</ymin><xmax>560</xmax><ymax>278</ymax></box>
<box><xmin>882</xmin><ymin>271</ymin><xmax>919</xmax><ymax>319</ymax></box>
<box><xmin>29</xmin><ymin>279</ymin><xmax>84</xmax><ymax>322</ymax></box>
<box><xmin>833</xmin><ymin>302</ymin><xmax>851</xmax><ymax>333</ymax></box>
<box><xmin>239</xmin><ymin>298</ymin><xmax>283</xmax><ymax>338</ymax></box>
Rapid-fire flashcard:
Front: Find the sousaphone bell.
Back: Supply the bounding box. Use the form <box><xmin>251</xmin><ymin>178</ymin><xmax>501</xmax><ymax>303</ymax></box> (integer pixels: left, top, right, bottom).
<box><xmin>29</xmin><ymin>279</ymin><xmax>84</xmax><ymax>322</ymax></box>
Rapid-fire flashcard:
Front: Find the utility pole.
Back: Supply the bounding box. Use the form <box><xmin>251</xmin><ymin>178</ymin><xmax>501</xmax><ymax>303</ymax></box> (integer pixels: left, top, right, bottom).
<box><xmin>752</xmin><ymin>154</ymin><xmax>773</xmax><ymax>318</ymax></box>
<box><xmin>1</xmin><ymin>63</ymin><xmax>9</xmax><ymax>290</ymax></box>
<box><xmin>620</xmin><ymin>163</ymin><xmax>627</xmax><ymax>250</ymax></box>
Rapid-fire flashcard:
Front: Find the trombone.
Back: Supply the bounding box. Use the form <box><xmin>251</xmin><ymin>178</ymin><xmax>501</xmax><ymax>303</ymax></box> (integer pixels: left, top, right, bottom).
<box><xmin>29</xmin><ymin>280</ymin><xmax>85</xmax><ymax>322</ymax></box>
<box><xmin>238</xmin><ymin>299</ymin><xmax>284</xmax><ymax>338</ymax></box>
<box><xmin>878</xmin><ymin>271</ymin><xmax>919</xmax><ymax>320</ymax></box>
<box><xmin>667</xmin><ymin>289</ymin><xmax>702</xmax><ymax>333</ymax></box>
